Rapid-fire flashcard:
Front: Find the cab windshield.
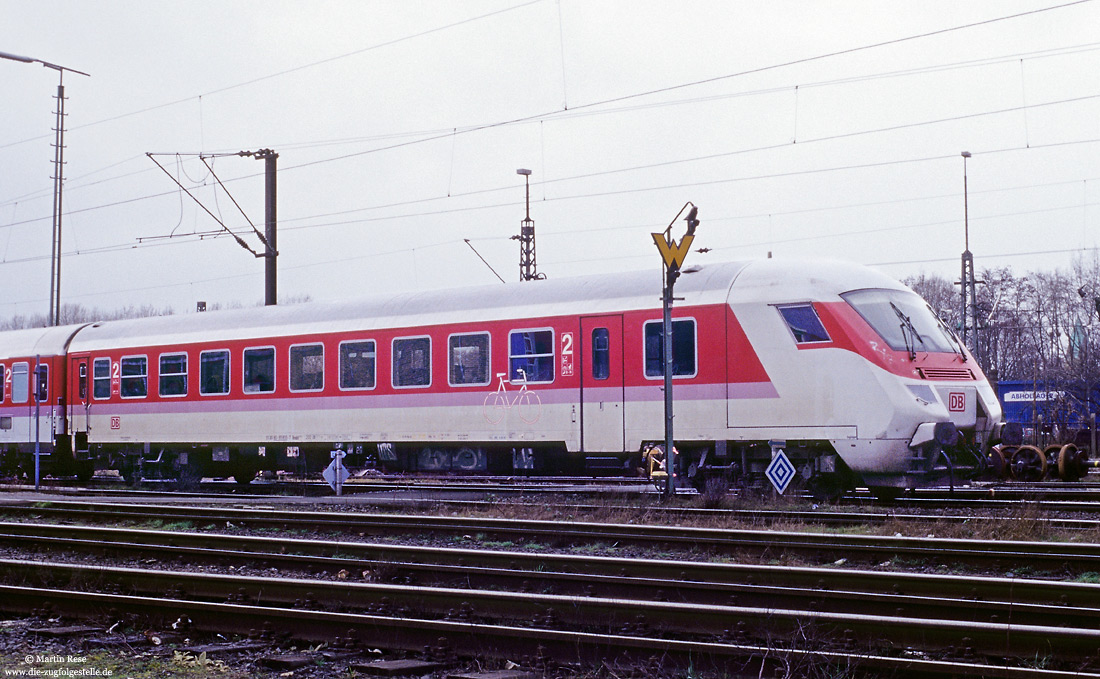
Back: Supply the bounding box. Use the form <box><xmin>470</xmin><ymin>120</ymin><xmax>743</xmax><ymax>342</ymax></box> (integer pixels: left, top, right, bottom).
<box><xmin>841</xmin><ymin>288</ymin><xmax>959</xmax><ymax>354</ymax></box>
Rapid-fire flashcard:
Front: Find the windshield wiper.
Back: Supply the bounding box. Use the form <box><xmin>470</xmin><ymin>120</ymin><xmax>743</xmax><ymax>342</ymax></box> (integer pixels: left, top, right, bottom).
<box><xmin>930</xmin><ymin>306</ymin><xmax>968</xmax><ymax>361</ymax></box>
<box><xmin>891</xmin><ymin>302</ymin><xmax>922</xmax><ymax>361</ymax></box>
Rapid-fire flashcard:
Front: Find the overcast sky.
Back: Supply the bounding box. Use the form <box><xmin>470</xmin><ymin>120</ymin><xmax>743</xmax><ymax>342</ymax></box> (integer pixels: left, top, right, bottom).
<box><xmin>2</xmin><ymin>1</ymin><xmax>1099</xmax><ymax>319</ymax></box>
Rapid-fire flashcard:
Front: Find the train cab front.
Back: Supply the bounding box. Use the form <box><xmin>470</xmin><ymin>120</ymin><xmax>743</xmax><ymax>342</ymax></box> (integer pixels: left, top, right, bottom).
<box><xmin>834</xmin><ymin>286</ymin><xmax>1003</xmax><ymax>490</ymax></box>
<box><xmin>899</xmin><ymin>358</ymin><xmax>1003</xmax><ymax>487</ymax></box>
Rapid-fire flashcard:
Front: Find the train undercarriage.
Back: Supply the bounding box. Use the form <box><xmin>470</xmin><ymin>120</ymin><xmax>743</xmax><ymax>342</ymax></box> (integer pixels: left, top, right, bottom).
<box><xmin>4</xmin><ymin>426</ymin><xmax>1095</xmax><ymax>495</ymax></box>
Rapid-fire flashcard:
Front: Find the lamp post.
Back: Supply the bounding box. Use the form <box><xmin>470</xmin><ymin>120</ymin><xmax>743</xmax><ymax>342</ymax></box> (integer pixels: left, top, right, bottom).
<box><xmin>0</xmin><ymin>50</ymin><xmax>90</xmax><ymax>326</ymax></box>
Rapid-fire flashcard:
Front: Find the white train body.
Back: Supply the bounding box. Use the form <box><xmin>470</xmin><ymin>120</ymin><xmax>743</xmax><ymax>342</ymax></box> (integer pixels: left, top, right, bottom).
<box><xmin>0</xmin><ymin>259</ymin><xmax>1002</xmax><ymax>491</ymax></box>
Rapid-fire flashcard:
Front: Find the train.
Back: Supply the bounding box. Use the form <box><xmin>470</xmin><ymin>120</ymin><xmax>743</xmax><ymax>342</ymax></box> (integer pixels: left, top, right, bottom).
<box><xmin>0</xmin><ymin>258</ymin><xmax>1010</xmax><ymax>497</ymax></box>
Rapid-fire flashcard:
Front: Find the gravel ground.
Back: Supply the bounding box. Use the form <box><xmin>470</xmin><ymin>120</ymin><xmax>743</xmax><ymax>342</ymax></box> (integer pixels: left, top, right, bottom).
<box><xmin>1</xmin><ymin>485</ymin><xmax>1098</xmax><ymax>679</ymax></box>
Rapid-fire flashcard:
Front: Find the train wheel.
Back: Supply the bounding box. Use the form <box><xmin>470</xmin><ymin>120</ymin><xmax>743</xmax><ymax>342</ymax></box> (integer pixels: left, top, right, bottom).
<box><xmin>807</xmin><ymin>474</ymin><xmax>846</xmax><ymax>503</ymax></box>
<box><xmin>1058</xmin><ymin>444</ymin><xmax>1088</xmax><ymax>482</ymax></box>
<box><xmin>1009</xmin><ymin>445</ymin><xmax>1047</xmax><ymax>482</ymax></box>
<box><xmin>987</xmin><ymin>445</ymin><xmax>1007</xmax><ymax>479</ymax></box>
<box><xmin>117</xmin><ymin>455</ymin><xmax>142</xmax><ymax>485</ymax></box>
<box><xmin>230</xmin><ymin>466</ymin><xmax>257</xmax><ymax>486</ymax></box>
<box><xmin>868</xmin><ymin>486</ymin><xmax>904</xmax><ymax>502</ymax></box>
<box><xmin>173</xmin><ymin>458</ymin><xmax>203</xmax><ymax>491</ymax></box>
<box><xmin>74</xmin><ymin>462</ymin><xmax>94</xmax><ymax>484</ymax></box>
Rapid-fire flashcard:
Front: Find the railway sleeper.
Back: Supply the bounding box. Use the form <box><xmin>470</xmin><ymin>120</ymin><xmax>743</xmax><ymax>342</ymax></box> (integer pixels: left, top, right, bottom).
<box><xmin>1</xmin><ymin>578</ymin><xmax>1099</xmax><ymax>670</ymax></box>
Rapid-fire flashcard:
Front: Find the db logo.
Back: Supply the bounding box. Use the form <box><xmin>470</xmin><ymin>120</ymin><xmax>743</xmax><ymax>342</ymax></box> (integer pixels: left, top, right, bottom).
<box><xmin>948</xmin><ymin>392</ymin><xmax>966</xmax><ymax>412</ymax></box>
<box><xmin>110</xmin><ymin>416</ymin><xmax>121</xmax><ymax>430</ymax></box>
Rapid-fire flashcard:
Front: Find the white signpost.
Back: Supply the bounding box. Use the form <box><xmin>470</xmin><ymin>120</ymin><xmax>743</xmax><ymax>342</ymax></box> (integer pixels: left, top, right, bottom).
<box><xmin>765</xmin><ymin>448</ymin><xmax>795</xmax><ymax>495</ymax></box>
<box><xmin>323</xmin><ymin>449</ymin><xmax>350</xmax><ymax>496</ymax></box>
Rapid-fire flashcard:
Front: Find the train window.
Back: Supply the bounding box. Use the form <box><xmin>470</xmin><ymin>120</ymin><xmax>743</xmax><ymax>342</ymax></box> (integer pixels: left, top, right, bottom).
<box><xmin>11</xmin><ymin>362</ymin><xmax>28</xmax><ymax>404</ymax></box>
<box><xmin>120</xmin><ymin>357</ymin><xmax>147</xmax><ymax>398</ymax></box>
<box><xmin>243</xmin><ymin>347</ymin><xmax>276</xmax><ymax>394</ymax></box>
<box><xmin>777</xmin><ymin>304</ymin><xmax>831</xmax><ymax>344</ymax></box>
<box><xmin>0</xmin><ymin>363</ymin><xmax>5</xmax><ymax>402</ymax></box>
<box><xmin>841</xmin><ymin>289</ymin><xmax>957</xmax><ymax>354</ymax></box>
<box><xmin>591</xmin><ymin>328</ymin><xmax>610</xmax><ymax>380</ymax></box>
<box><xmin>643</xmin><ymin>319</ymin><xmax>697</xmax><ymax>377</ymax></box>
<box><xmin>93</xmin><ymin>358</ymin><xmax>111</xmax><ymax>399</ymax></box>
<box><xmin>393</xmin><ymin>337</ymin><xmax>431</xmax><ymax>388</ymax></box>
<box><xmin>0</xmin><ymin>417</ymin><xmax>9</xmax><ymax>430</ymax></box>
<box><xmin>290</xmin><ymin>344</ymin><xmax>324</xmax><ymax>392</ymax></box>
<box><xmin>449</xmin><ymin>333</ymin><xmax>490</xmax><ymax>386</ymax></box>
<box><xmin>78</xmin><ymin>363</ymin><xmax>87</xmax><ymax>401</ymax></box>
<box><xmin>339</xmin><ymin>340</ymin><xmax>376</xmax><ymax>390</ymax></box>
<box><xmin>200</xmin><ymin>350</ymin><xmax>230</xmax><ymax>395</ymax></box>
<box><xmin>159</xmin><ymin>353</ymin><xmax>188</xmax><ymax>397</ymax></box>
<box><xmin>36</xmin><ymin>364</ymin><xmax>48</xmax><ymax>402</ymax></box>
<box><xmin>509</xmin><ymin>329</ymin><xmax>554</xmax><ymax>383</ymax></box>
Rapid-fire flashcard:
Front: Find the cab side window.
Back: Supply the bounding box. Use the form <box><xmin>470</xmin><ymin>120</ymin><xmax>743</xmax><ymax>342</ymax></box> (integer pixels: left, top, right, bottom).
<box><xmin>777</xmin><ymin>304</ymin><xmax>831</xmax><ymax>344</ymax></box>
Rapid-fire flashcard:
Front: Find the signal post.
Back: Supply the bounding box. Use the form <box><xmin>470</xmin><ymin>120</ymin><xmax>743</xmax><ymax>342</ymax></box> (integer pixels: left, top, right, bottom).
<box><xmin>652</xmin><ymin>204</ymin><xmax>699</xmax><ymax>499</ymax></box>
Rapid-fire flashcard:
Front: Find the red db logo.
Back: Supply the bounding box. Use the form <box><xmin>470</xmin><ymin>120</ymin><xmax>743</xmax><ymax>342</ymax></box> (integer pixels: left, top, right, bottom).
<box><xmin>110</xmin><ymin>416</ymin><xmax>121</xmax><ymax>430</ymax></box>
<box><xmin>948</xmin><ymin>392</ymin><xmax>965</xmax><ymax>412</ymax></box>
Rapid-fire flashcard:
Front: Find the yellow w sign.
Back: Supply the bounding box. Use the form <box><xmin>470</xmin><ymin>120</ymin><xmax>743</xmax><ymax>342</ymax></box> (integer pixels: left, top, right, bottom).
<box><xmin>652</xmin><ymin>233</ymin><xmax>694</xmax><ymax>269</ymax></box>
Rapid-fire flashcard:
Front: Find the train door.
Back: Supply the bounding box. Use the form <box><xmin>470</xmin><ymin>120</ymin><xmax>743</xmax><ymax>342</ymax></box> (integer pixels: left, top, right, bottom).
<box><xmin>580</xmin><ymin>315</ymin><xmax>625</xmax><ymax>452</ymax></box>
<box><xmin>68</xmin><ymin>354</ymin><xmax>90</xmax><ymax>453</ymax></box>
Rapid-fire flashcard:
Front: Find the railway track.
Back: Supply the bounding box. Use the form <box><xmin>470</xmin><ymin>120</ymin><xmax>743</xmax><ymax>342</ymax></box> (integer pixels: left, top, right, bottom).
<box><xmin>1</xmin><ymin>500</ymin><xmax>1099</xmax><ymax>572</ymax></box>
<box><xmin>1</xmin><ymin>524</ymin><xmax>1099</xmax><ymax>676</ymax></box>
<box><xmin>1</xmin><ymin>522</ymin><xmax>1099</xmax><ymax>627</ymax></box>
<box><xmin>10</xmin><ymin>473</ymin><xmax>1100</xmax><ymax>509</ymax></box>
<box><xmin>8</xmin><ymin>583</ymin><xmax>1094</xmax><ymax>678</ymax></box>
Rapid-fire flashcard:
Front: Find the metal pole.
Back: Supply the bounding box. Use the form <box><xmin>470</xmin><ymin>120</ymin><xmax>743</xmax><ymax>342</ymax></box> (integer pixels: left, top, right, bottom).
<box><xmin>663</xmin><ymin>269</ymin><xmax>675</xmax><ymax>498</ymax></box>
<box><xmin>33</xmin><ymin>355</ymin><xmax>41</xmax><ymax>491</ymax></box>
<box><xmin>513</xmin><ymin>168</ymin><xmax>541</xmax><ymax>282</ymax></box>
<box><xmin>46</xmin><ymin>79</ymin><xmax>67</xmax><ymax>326</ymax></box>
<box><xmin>263</xmin><ymin>150</ymin><xmax>278</xmax><ymax>306</ymax></box>
<box><xmin>960</xmin><ymin>151</ymin><xmax>977</xmax><ymax>358</ymax></box>
<box><xmin>52</xmin><ymin>79</ymin><xmax>66</xmax><ymax>326</ymax></box>
<box><xmin>0</xmin><ymin>54</ymin><xmax>87</xmax><ymax>325</ymax></box>
<box><xmin>651</xmin><ymin>203</ymin><xmax>697</xmax><ymax>499</ymax></box>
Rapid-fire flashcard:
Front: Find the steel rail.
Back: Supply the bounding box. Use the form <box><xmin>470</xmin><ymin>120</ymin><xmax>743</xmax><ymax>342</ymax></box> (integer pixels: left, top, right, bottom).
<box><xmin>3</xmin><ymin>559</ymin><xmax>1100</xmax><ymax>667</ymax></box>
<box><xmin>2</xmin><ymin>529</ymin><xmax>1099</xmax><ymax>630</ymax></box>
<box><xmin>1</xmin><ymin>584</ymin><xmax>1091</xmax><ymax>678</ymax></box>
<box><xmin>4</xmin><ymin>500</ymin><xmax>1100</xmax><ymax>571</ymax></box>
<box><xmin>10</xmin><ymin>489</ymin><xmax>1100</xmax><ymax>530</ymax></box>
<box><xmin>12</xmin><ymin>479</ymin><xmax>1100</xmax><ymax>515</ymax></box>
<box><xmin>1</xmin><ymin>522</ymin><xmax>1099</xmax><ymax>612</ymax></box>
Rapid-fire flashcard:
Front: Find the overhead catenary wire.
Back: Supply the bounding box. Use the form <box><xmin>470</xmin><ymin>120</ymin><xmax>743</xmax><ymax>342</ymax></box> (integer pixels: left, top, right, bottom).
<box><xmin>3</xmin><ymin>90</ymin><xmax>1098</xmax><ymax>237</ymax></box>
<box><xmin>9</xmin><ymin>37</ymin><xmax>1097</xmax><ymax>214</ymax></box>
<box><xmin>3</xmin><ymin>136</ymin><xmax>1099</xmax><ymax>272</ymax></box>
<box><xmin>6</xmin><ymin>2</ymin><xmax>1094</xmax><ymax>212</ymax></box>
<box><xmin>1</xmin><ymin>2</ymin><xmax>1097</xmax><ymax>312</ymax></box>
<box><xmin>145</xmin><ymin>153</ymin><xmax>260</xmax><ymax>257</ymax></box>
<box><xmin>0</xmin><ymin>0</ymin><xmax>548</xmax><ymax>153</ymax></box>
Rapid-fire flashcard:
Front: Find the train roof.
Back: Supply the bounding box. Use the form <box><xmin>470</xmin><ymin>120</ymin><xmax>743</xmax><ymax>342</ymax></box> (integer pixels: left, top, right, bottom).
<box><xmin>0</xmin><ymin>324</ymin><xmax>85</xmax><ymax>360</ymax></box>
<box><xmin>62</xmin><ymin>258</ymin><xmax>909</xmax><ymax>351</ymax></box>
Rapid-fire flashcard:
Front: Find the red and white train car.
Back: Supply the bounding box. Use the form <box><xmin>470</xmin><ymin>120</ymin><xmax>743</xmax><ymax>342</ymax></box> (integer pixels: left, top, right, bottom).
<box><xmin>0</xmin><ymin>324</ymin><xmax>94</xmax><ymax>479</ymax></box>
<box><xmin>0</xmin><ymin>259</ymin><xmax>1004</xmax><ymax>493</ymax></box>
